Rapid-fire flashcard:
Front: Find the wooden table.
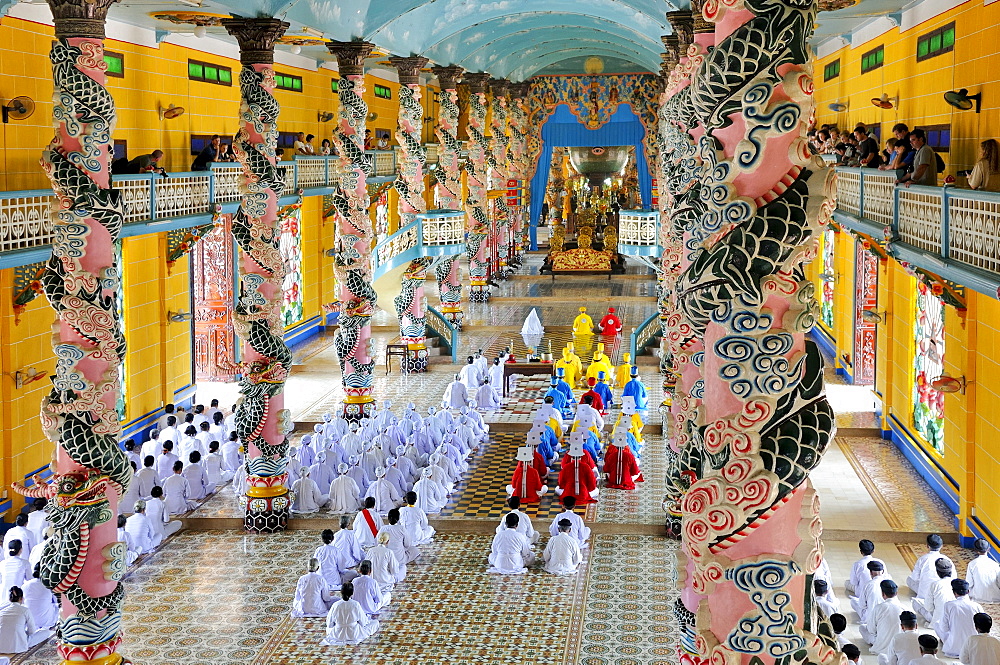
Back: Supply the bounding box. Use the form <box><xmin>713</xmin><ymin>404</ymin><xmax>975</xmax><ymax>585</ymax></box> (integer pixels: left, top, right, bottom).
<box><xmin>502</xmin><ymin>362</ymin><xmax>555</xmax><ymax>397</ymax></box>
<box><xmin>385</xmin><ymin>343</ymin><xmax>409</xmax><ymax>374</ymax></box>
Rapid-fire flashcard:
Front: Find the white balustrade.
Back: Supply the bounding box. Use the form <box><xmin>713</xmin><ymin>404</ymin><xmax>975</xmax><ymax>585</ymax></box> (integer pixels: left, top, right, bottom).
<box><xmin>835</xmin><ymin>169</ymin><xmax>861</xmax><ymax>217</ymax></box>
<box><xmin>115</xmin><ymin>177</ymin><xmax>152</xmax><ymax>223</ymax></box>
<box><xmin>860</xmin><ymin>171</ymin><xmax>896</xmax><ymax>227</ymax></box>
<box><xmin>368</xmin><ymin>150</ymin><xmax>396</xmax><ymax>177</ymax></box>
<box><xmin>421</xmin><ymin>212</ymin><xmax>465</xmax><ymax>246</ymax></box>
<box><xmin>424</xmin><ymin>143</ymin><xmax>439</xmax><ymax>163</ymax></box>
<box><xmin>296</xmin><ymin>158</ymin><xmax>326</xmax><ymax>188</ymax></box>
<box><xmin>897</xmin><ymin>188</ymin><xmax>943</xmax><ymax>254</ymax></box>
<box><xmin>0</xmin><ymin>192</ymin><xmax>55</xmax><ymax>252</ymax></box>
<box><xmin>211</xmin><ymin>166</ymin><xmax>243</xmax><ymax>203</ymax></box>
<box><xmin>948</xmin><ymin>193</ymin><xmax>1000</xmax><ymax>274</ymax></box>
<box><xmin>154</xmin><ymin>174</ymin><xmax>211</xmax><ymax>219</ymax></box>
<box><xmin>619</xmin><ymin>211</ymin><xmax>659</xmax><ymax>245</ymax></box>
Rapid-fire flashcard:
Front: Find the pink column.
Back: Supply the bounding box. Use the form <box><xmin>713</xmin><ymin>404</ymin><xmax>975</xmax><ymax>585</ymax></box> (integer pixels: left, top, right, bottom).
<box><xmin>14</xmin><ymin>2</ymin><xmax>130</xmax><ymax>662</ymax></box>
<box><xmin>221</xmin><ymin>17</ymin><xmax>292</xmax><ymax>533</ymax></box>
<box><xmin>489</xmin><ymin>79</ymin><xmax>512</xmax><ymax>277</ymax></box>
<box><xmin>463</xmin><ymin>73</ymin><xmax>493</xmax><ymax>303</ymax></box>
<box><xmin>326</xmin><ymin>41</ymin><xmax>377</xmax><ymax>420</ymax></box>
<box><xmin>431</xmin><ymin>65</ymin><xmax>466</xmax><ymax>327</ymax></box>
<box><xmin>507</xmin><ymin>82</ymin><xmax>531</xmax><ymax>264</ymax></box>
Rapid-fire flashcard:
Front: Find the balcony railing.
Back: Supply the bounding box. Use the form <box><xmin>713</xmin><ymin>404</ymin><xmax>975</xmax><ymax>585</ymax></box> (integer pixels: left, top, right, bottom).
<box><xmin>0</xmin><ymin>153</ymin><xmax>407</xmax><ymax>256</ymax></box>
<box><xmin>835</xmin><ymin>167</ymin><xmax>1000</xmax><ymax>277</ymax></box>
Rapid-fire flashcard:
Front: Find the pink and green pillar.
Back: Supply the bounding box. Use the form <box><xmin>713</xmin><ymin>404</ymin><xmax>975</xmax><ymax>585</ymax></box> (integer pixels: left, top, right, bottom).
<box><xmin>431</xmin><ymin>65</ymin><xmax>466</xmax><ymax>327</ymax></box>
<box><xmin>463</xmin><ymin>72</ymin><xmax>493</xmax><ymax>303</ymax></box>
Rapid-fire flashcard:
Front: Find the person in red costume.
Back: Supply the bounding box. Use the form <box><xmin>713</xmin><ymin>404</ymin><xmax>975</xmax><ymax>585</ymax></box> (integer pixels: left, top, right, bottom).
<box><xmin>525</xmin><ymin>429</ymin><xmax>549</xmax><ymax>480</ymax></box>
<box><xmin>556</xmin><ymin>439</ymin><xmax>599</xmax><ymax>505</ymax></box>
<box><xmin>597</xmin><ymin>307</ymin><xmax>622</xmax><ymax>335</ymax></box>
<box><xmin>580</xmin><ymin>381</ymin><xmax>605</xmax><ymax>414</ymax></box>
<box><xmin>506</xmin><ymin>446</ymin><xmax>547</xmax><ymax>503</ymax></box>
<box><xmin>561</xmin><ymin>430</ymin><xmax>596</xmax><ymax>472</ymax></box>
<box><xmin>604</xmin><ymin>428</ymin><xmax>643</xmax><ymax>490</ymax></box>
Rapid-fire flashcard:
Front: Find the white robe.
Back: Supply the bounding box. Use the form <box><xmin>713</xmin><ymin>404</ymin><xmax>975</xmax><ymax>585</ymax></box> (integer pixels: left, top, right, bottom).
<box><xmin>488</xmin><ymin>529</ymin><xmax>534</xmax><ymax>574</ymax></box>
<box><xmin>314</xmin><ymin>543</ymin><xmax>351</xmax><ymax>590</ymax></box>
<box><xmin>221</xmin><ymin>441</ymin><xmax>242</xmax><ymax>473</ymax></box>
<box><xmin>960</xmin><ymin>634</ymin><xmax>1000</xmax><ymax>665</ymax></box>
<box><xmin>352</xmin><ymin>575</ymin><xmax>391</xmax><ymax>617</ymax></box>
<box><xmin>328</xmin><ymin>475</ymin><xmax>362</xmax><ymax>514</ymax></box>
<box><xmin>543</xmin><ymin>532</ymin><xmax>583</xmax><ymax>575</ymax></box>
<box><xmin>845</xmin><ymin>555</ymin><xmax>884</xmax><ymax>596</ymax></box>
<box><xmin>161</xmin><ymin>474</ymin><xmax>194</xmax><ymax>515</ymax></box>
<box><xmin>548</xmin><ymin>511</ymin><xmax>591</xmax><ymax>547</ymax></box>
<box><xmin>442</xmin><ymin>380</ymin><xmax>470</xmax><ymax>409</ymax></box>
<box><xmin>0</xmin><ymin>601</ymin><xmax>48</xmax><ymax>654</ymax></box>
<box><xmin>182</xmin><ymin>463</ymin><xmax>211</xmax><ymax>500</ymax></box>
<box><xmin>291</xmin><ymin>571</ymin><xmax>333</xmax><ymax>617</ymax></box>
<box><xmin>906</xmin><ymin>549</ymin><xmax>945</xmax><ymax>595</ymax></box>
<box><xmin>913</xmin><ymin>575</ymin><xmax>955</xmax><ymax>628</ymax></box>
<box><xmin>321</xmin><ymin>599</ymin><xmax>379</xmax><ymax>646</ymax></box>
<box><xmin>381</xmin><ymin>523</ymin><xmax>418</xmax><ymax>565</ymax></box>
<box><xmin>458</xmin><ymin>364</ymin><xmax>481</xmax><ymax>391</ymax></box>
<box><xmin>0</xmin><ymin>557</ymin><xmax>31</xmax><ymax>599</ymax></box>
<box><xmin>878</xmin><ymin>631</ymin><xmax>921</xmax><ymax>665</ymax></box>
<box><xmin>852</xmin><ymin>572</ymin><xmax>891</xmax><ymax>623</ymax></box>
<box><xmin>399</xmin><ymin>505</ymin><xmax>434</xmax><ymax>545</ymax></box>
<box><xmin>3</xmin><ymin>526</ymin><xmax>34</xmax><ymax>562</ymax></box>
<box><xmin>124</xmin><ymin>513</ymin><xmax>155</xmax><ymax>554</ymax></box>
<box><xmin>496</xmin><ymin>510</ymin><xmax>539</xmax><ymax>544</ymax></box>
<box><xmin>144</xmin><ymin>497</ymin><xmax>182</xmax><ymax>547</ymax></box>
<box><xmin>365</xmin><ymin>479</ymin><xmax>401</xmax><ymax>516</ymax></box>
<box><xmin>368</xmin><ymin>544</ymin><xmax>404</xmax><ymax>587</ymax></box>
<box><xmin>290</xmin><ymin>477</ymin><xmax>328</xmax><ymax>513</ymax></box>
<box><xmin>333</xmin><ymin>529</ymin><xmax>365</xmax><ymax>568</ymax></box>
<box><xmin>22</xmin><ymin>578</ymin><xmax>58</xmax><ymax>630</ymax></box>
<box><xmin>351</xmin><ymin>509</ymin><xmax>383</xmax><ymax>549</ymax></box>
<box><xmin>134</xmin><ymin>467</ymin><xmax>158</xmax><ymax>500</ymax></box>
<box><xmin>476</xmin><ymin>384</ymin><xmax>502</xmax><ymax>411</ymax></box>
<box><xmin>521</xmin><ymin>308</ymin><xmax>544</xmax><ymax>335</ymax></box>
<box><xmin>940</xmin><ymin>596</ymin><xmax>984</xmax><ymax>657</ymax></box>
<box><xmin>862</xmin><ymin>596</ymin><xmax>903</xmax><ymax>654</ymax></box>
<box><xmin>118</xmin><ymin>470</ymin><xmax>140</xmax><ymax>517</ymax></box>
<box><xmin>573</xmin><ymin>404</ymin><xmax>604</xmax><ymax>432</ymax></box>
<box><xmin>412</xmin><ymin>478</ymin><xmax>447</xmax><ymax>514</ymax></box>
<box><xmin>966</xmin><ymin>555</ymin><xmax>1000</xmax><ymax>603</ymax></box>
<box><xmin>25</xmin><ymin>512</ymin><xmax>49</xmax><ymax>547</ymax></box>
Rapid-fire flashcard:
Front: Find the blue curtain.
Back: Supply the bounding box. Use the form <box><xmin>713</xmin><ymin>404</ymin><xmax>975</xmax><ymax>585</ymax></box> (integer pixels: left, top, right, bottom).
<box><xmin>528</xmin><ymin>104</ymin><xmax>652</xmax><ymax>249</ymax></box>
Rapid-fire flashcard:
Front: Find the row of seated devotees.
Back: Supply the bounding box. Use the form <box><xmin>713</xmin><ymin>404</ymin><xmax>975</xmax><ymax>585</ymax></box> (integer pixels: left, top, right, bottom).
<box><xmin>824</xmin><ymin>536</ymin><xmax>1000</xmax><ymax>665</ymax></box>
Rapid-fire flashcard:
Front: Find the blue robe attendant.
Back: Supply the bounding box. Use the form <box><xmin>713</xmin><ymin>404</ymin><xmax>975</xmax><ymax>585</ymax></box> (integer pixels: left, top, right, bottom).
<box><xmin>555</xmin><ymin>379</ymin><xmax>576</xmax><ymax>406</ymax></box>
<box><xmin>544</xmin><ymin>388</ymin><xmax>574</xmax><ymax>418</ymax></box>
<box><xmin>622</xmin><ymin>378</ymin><xmax>648</xmax><ymax>411</ymax></box>
<box><xmin>593</xmin><ymin>380</ymin><xmax>614</xmax><ymax>409</ymax></box>
<box><xmin>584</xmin><ymin>430</ymin><xmax>602</xmax><ymax>461</ymax></box>
<box><xmin>537</xmin><ymin>425</ymin><xmax>559</xmax><ymax>461</ymax></box>
<box><xmin>625</xmin><ymin>430</ymin><xmax>641</xmax><ymax>457</ymax></box>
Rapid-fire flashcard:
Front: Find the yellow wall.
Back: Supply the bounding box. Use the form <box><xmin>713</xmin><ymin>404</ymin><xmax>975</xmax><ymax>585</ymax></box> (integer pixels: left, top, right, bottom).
<box><xmin>813</xmin><ymin>1</ymin><xmax>1000</xmax><ymax>179</ymax></box>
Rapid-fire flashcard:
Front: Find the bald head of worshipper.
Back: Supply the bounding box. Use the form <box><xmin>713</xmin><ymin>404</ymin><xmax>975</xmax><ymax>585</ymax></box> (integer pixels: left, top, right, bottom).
<box><xmin>405</xmin><ymin>491</ymin><xmax>417</xmax><ymax>506</ymax></box>
<box><xmin>935</xmin><ymin>557</ymin><xmax>954</xmax><ymax>579</ymax></box>
<box><xmin>974</xmin><ymin>611</ymin><xmax>993</xmax><ymax>635</ymax></box>
<box><xmin>387</xmin><ymin>509</ymin><xmax>400</xmax><ymax>526</ymax></box>
<box><xmin>322</xmin><ymin>529</ymin><xmax>335</xmax><ymax>545</ymax></box>
<box><xmin>918</xmin><ymin>634</ymin><xmax>940</xmax><ymax>656</ymax></box>
<box><xmin>558</xmin><ymin>518</ymin><xmax>572</xmax><ymax>534</ymax></box>
<box><xmin>144</xmin><ymin>455</ymin><xmax>155</xmax><ymax>469</ymax></box>
<box><xmin>504</xmin><ymin>512</ymin><xmax>519</xmax><ymax>530</ymax></box>
<box><xmin>841</xmin><ymin>644</ymin><xmax>861</xmax><ymax>664</ymax></box>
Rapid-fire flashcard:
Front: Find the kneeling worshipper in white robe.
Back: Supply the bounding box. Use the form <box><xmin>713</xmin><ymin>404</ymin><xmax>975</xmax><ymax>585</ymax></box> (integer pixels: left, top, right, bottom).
<box><xmin>145</xmin><ymin>486</ymin><xmax>183</xmax><ymax>547</ymax></box>
<box><xmin>321</xmin><ymin>582</ymin><xmax>379</xmax><ymax>646</ymax></box>
<box><xmin>488</xmin><ymin>513</ymin><xmax>535</xmax><ymax>575</ymax></box>
<box><xmin>442</xmin><ymin>375</ymin><xmax>470</xmax><ymax>410</ymax></box>
<box><xmin>961</xmin><ymin>612</ymin><xmax>1000</xmax><ymax>665</ymax></box>
<box><xmin>0</xmin><ymin>586</ymin><xmax>53</xmax><ymax>653</ymax></box>
<box><xmin>458</xmin><ymin>356</ymin><xmax>482</xmax><ymax>392</ymax></box>
<box><xmin>203</xmin><ymin>441</ymin><xmax>232</xmax><ymax>490</ymax></box>
<box><xmin>413</xmin><ymin>467</ymin><xmax>448</xmax><ymax>514</ymax></box>
<box><xmin>496</xmin><ymin>496</ymin><xmax>540</xmax><ymax>545</ymax></box>
<box><xmin>182</xmin><ymin>451</ymin><xmax>212</xmax><ymax>500</ymax></box>
<box><xmin>860</xmin><ymin>580</ymin><xmax>904</xmax><ymax>655</ymax></box>
<box><xmin>427</xmin><ymin>453</ymin><xmax>456</xmax><ymax>495</ymax></box>
<box><xmin>369</xmin><ymin>531</ymin><xmax>405</xmax><ymax>589</ymax></box>
<box><xmin>328</xmin><ymin>463</ymin><xmax>362</xmax><ymax>514</ymax></box>
<box><xmin>352</xmin><ymin>560</ymin><xmax>391</xmax><ymax>618</ymax></box>
<box><xmin>346</xmin><ymin>455</ymin><xmax>370</xmax><ymax>495</ymax></box>
<box><xmin>352</xmin><ymin>497</ymin><xmax>384</xmax><ymax>550</ymax></box>
<box><xmin>162</xmin><ymin>461</ymin><xmax>196</xmax><ymax>515</ymax></box>
<box><xmin>125</xmin><ymin>501</ymin><xmax>155</xmax><ymax>555</ymax></box>
<box><xmin>291</xmin><ymin>467</ymin><xmax>329</xmax><ymax>513</ymax></box>
<box><xmin>939</xmin><ymin>579</ymin><xmax>983</xmax><ymax>658</ymax></box>
<box><xmin>394</xmin><ymin>445</ymin><xmax>418</xmax><ymax>486</ymax></box>
<box><xmin>544</xmin><ymin>519</ymin><xmax>584</xmax><ymax>575</ymax></box>
<box><xmin>291</xmin><ymin>558</ymin><xmax>334</xmax><ymax>618</ymax></box>
<box><xmin>314</xmin><ymin>529</ymin><xmax>359</xmax><ymax>591</ymax></box>
<box><xmin>381</xmin><ymin>508</ymin><xmax>419</xmax><ymax>566</ymax></box>
<box><xmin>967</xmin><ymin>539</ymin><xmax>1000</xmax><ymax>603</ymax></box>
<box><xmin>548</xmin><ymin>495</ymin><xmax>591</xmax><ymax>548</ymax></box>
<box><xmin>913</xmin><ymin>557</ymin><xmax>956</xmax><ymax>628</ymax></box>
<box><xmin>365</xmin><ymin>466</ymin><xmax>402</xmax><ymax>516</ymax></box>
<box><xmin>332</xmin><ymin>516</ymin><xmax>365</xmax><ymax>568</ymax></box>
<box><xmin>906</xmin><ymin>534</ymin><xmax>945</xmax><ymax>597</ymax></box>
<box><xmin>116</xmin><ymin>515</ymin><xmax>138</xmax><ymax>566</ymax></box>
<box><xmin>476</xmin><ymin>377</ymin><xmax>502</xmax><ymax>412</ymax></box>
<box><xmin>383</xmin><ymin>457</ymin><xmax>409</xmax><ymax>498</ymax></box>
<box><xmin>23</xmin><ymin>564</ymin><xmax>58</xmax><ymax>630</ymax></box>
<box><xmin>309</xmin><ymin>452</ymin><xmax>336</xmax><ymax>495</ymax></box>
<box><xmin>399</xmin><ymin>491</ymin><xmax>435</xmax><ymax>545</ymax></box>
<box><xmin>813</xmin><ymin>579</ymin><xmax>840</xmax><ymax>618</ymax></box>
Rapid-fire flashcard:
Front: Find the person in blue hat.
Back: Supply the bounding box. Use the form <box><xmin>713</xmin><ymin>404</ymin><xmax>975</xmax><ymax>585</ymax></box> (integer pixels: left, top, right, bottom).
<box><xmin>554</xmin><ymin>367</ymin><xmax>576</xmax><ymax>406</ymax></box>
<box><xmin>544</xmin><ymin>377</ymin><xmax>573</xmax><ymax>418</ymax></box>
<box><xmin>622</xmin><ymin>366</ymin><xmax>648</xmax><ymax>411</ymax></box>
<box><xmin>593</xmin><ymin>371</ymin><xmax>614</xmax><ymax>409</ymax></box>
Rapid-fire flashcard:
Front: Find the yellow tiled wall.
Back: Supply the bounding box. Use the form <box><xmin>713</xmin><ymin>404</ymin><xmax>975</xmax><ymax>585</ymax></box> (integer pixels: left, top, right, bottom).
<box><xmin>813</xmin><ymin>1</ymin><xmax>1000</xmax><ymax>178</ymax></box>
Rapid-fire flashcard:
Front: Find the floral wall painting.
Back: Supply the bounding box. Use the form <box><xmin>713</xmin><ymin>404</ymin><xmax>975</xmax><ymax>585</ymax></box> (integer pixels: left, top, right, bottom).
<box><xmin>913</xmin><ymin>279</ymin><xmax>945</xmax><ymax>454</ymax></box>
<box><xmin>279</xmin><ymin>204</ymin><xmax>303</xmax><ymax>327</ymax></box>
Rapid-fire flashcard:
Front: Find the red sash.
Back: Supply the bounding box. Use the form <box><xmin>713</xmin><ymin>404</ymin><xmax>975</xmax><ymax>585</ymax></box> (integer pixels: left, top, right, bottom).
<box><xmin>362</xmin><ymin>509</ymin><xmax>378</xmax><ymax>537</ymax></box>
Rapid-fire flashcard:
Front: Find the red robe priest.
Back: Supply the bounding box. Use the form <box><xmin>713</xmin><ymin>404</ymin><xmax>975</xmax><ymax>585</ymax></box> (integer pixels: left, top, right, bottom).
<box><xmin>557</xmin><ymin>441</ymin><xmax>598</xmax><ymax>504</ymax></box>
<box><xmin>604</xmin><ymin>430</ymin><xmax>643</xmax><ymax>490</ymax></box>
<box><xmin>597</xmin><ymin>307</ymin><xmax>622</xmax><ymax>335</ymax></box>
<box><xmin>508</xmin><ymin>446</ymin><xmax>547</xmax><ymax>503</ymax></box>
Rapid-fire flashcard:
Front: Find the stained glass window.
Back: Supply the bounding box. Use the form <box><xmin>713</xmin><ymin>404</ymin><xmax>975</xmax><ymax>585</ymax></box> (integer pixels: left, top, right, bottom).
<box><xmin>913</xmin><ymin>280</ymin><xmax>945</xmax><ymax>454</ymax></box>
<box><xmin>820</xmin><ymin>227</ymin><xmax>835</xmax><ymax>330</ymax></box>
<box><xmin>279</xmin><ymin>206</ymin><xmax>303</xmax><ymax>327</ymax></box>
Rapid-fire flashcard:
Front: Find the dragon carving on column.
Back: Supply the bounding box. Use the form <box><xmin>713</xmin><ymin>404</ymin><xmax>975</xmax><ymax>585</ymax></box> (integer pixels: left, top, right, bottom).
<box><xmin>19</xmin><ymin>2</ymin><xmax>131</xmax><ymax>662</ymax></box>
<box><xmin>431</xmin><ymin>65</ymin><xmax>465</xmax><ymax>328</ymax></box>
<box><xmin>391</xmin><ymin>56</ymin><xmax>431</xmax><ymax>373</ymax></box>
<box><xmin>326</xmin><ymin>41</ymin><xmax>377</xmax><ymax>420</ymax></box>
<box><xmin>464</xmin><ymin>73</ymin><xmax>493</xmax><ymax>303</ymax></box>
<box><xmin>221</xmin><ymin>16</ymin><xmax>292</xmax><ymax>534</ymax></box>
<box><xmin>489</xmin><ymin>79</ymin><xmax>512</xmax><ymax>278</ymax></box>
<box><xmin>507</xmin><ymin>82</ymin><xmax>531</xmax><ymax>265</ymax></box>
<box><xmin>666</xmin><ymin>1</ymin><xmax>840</xmax><ymax>664</ymax></box>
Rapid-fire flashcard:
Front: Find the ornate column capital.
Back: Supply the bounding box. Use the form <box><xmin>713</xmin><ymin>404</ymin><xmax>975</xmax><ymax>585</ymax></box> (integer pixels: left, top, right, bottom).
<box><xmin>690</xmin><ymin>0</ymin><xmax>713</xmax><ymax>34</ymax></box>
<box><xmin>326</xmin><ymin>40</ymin><xmax>375</xmax><ymax>76</ymax></box>
<box><xmin>666</xmin><ymin>11</ymin><xmax>693</xmax><ymax>53</ymax></box>
<box><xmin>431</xmin><ymin>65</ymin><xmax>465</xmax><ymax>90</ymax></box>
<box><xmin>389</xmin><ymin>55</ymin><xmax>429</xmax><ymax>86</ymax></box>
<box><xmin>462</xmin><ymin>72</ymin><xmax>491</xmax><ymax>95</ymax></box>
<box><xmin>47</xmin><ymin>0</ymin><xmax>119</xmax><ymax>39</ymax></box>
<box><xmin>661</xmin><ymin>34</ymin><xmax>681</xmax><ymax>66</ymax></box>
<box><xmin>489</xmin><ymin>78</ymin><xmax>510</xmax><ymax>99</ymax></box>
<box><xmin>508</xmin><ymin>82</ymin><xmax>531</xmax><ymax>100</ymax></box>
<box><xmin>221</xmin><ymin>16</ymin><xmax>289</xmax><ymax>65</ymax></box>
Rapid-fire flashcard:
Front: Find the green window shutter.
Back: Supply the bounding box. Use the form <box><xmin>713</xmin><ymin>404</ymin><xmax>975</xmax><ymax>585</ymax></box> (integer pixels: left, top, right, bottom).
<box><xmin>219</xmin><ymin>69</ymin><xmax>231</xmax><ymax>84</ymax></box>
<box><xmin>189</xmin><ymin>62</ymin><xmax>203</xmax><ymax>78</ymax></box>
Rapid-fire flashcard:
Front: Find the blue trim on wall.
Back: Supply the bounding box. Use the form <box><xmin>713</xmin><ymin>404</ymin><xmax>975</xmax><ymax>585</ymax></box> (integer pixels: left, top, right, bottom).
<box><xmin>810</xmin><ymin>327</ymin><xmax>836</xmax><ymax>364</ymax></box>
<box><xmin>966</xmin><ymin>516</ymin><xmax>1000</xmax><ymax>553</ymax></box>
<box><xmin>284</xmin><ymin>314</ymin><xmax>323</xmax><ymax>347</ymax></box>
<box><xmin>885</xmin><ymin>414</ymin><xmax>960</xmax><ymax>515</ymax></box>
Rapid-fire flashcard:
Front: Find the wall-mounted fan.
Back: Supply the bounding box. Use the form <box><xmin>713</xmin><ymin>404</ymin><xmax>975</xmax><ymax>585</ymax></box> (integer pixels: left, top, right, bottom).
<box><xmin>367</xmin><ymin>112</ymin><xmax>378</xmax><ymax>122</ymax></box>
<box><xmin>943</xmin><ymin>88</ymin><xmax>981</xmax><ymax>113</ymax></box>
<box><xmin>2</xmin><ymin>96</ymin><xmax>34</xmax><ymax>123</ymax></box>
<box><xmin>158</xmin><ymin>104</ymin><xmax>185</xmax><ymax>120</ymax></box>
<box><xmin>828</xmin><ymin>101</ymin><xmax>848</xmax><ymax>112</ymax></box>
<box><xmin>870</xmin><ymin>93</ymin><xmax>898</xmax><ymax>110</ymax></box>
<box><xmin>318</xmin><ymin>111</ymin><xmax>335</xmax><ymax>122</ymax></box>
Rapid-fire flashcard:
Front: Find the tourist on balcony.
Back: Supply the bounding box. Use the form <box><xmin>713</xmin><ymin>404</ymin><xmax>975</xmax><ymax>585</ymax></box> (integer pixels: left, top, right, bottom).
<box><xmin>115</xmin><ymin>149</ymin><xmax>166</xmax><ymax>175</ymax></box>
<box><xmin>968</xmin><ymin>139</ymin><xmax>1000</xmax><ymax>192</ymax></box>
<box><xmin>320</xmin><ymin>138</ymin><xmax>332</xmax><ymax>156</ymax></box>
<box><xmin>192</xmin><ymin>135</ymin><xmax>224</xmax><ymax>171</ymax></box>
<box><xmin>293</xmin><ymin>132</ymin><xmax>311</xmax><ymax>155</ymax></box>
<box><xmin>883</xmin><ymin>123</ymin><xmax>915</xmax><ymax>179</ymax></box>
<box><xmin>855</xmin><ymin>127</ymin><xmax>882</xmax><ymax>168</ymax></box>
<box><xmin>364</xmin><ymin>129</ymin><xmax>373</xmax><ymax>150</ymax></box>
<box><xmin>896</xmin><ymin>129</ymin><xmax>938</xmax><ymax>187</ymax></box>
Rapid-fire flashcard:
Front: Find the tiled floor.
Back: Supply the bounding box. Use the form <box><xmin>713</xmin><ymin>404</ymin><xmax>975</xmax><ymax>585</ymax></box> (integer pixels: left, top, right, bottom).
<box><xmin>31</xmin><ymin>254</ymin><xmax>987</xmax><ymax>665</ymax></box>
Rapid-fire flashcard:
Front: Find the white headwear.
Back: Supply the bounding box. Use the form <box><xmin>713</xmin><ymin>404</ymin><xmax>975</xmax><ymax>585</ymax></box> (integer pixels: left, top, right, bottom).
<box><xmin>460</xmin><ymin>406</ymin><xmax>469</xmax><ymax>415</ymax></box>
<box><xmin>422</xmin><ymin>467</ymin><xmax>433</xmax><ymax>478</ymax></box>
<box><xmin>569</xmin><ymin>429</ymin><xmax>587</xmax><ymax>445</ymax></box>
<box><xmin>525</xmin><ymin>429</ymin><xmax>542</xmax><ymax>447</ymax></box>
<box><xmin>301</xmin><ymin>435</ymin><xmax>312</xmax><ymax>445</ymax></box>
<box><xmin>316</xmin><ymin>451</ymin><xmax>326</xmax><ymax>463</ymax></box>
<box><xmin>428</xmin><ymin>406</ymin><xmax>437</xmax><ymax>415</ymax></box>
<box><xmin>407</xmin><ymin>402</ymin><xmax>415</xmax><ymax>410</ymax></box>
<box><xmin>568</xmin><ymin>439</ymin><xmax>585</xmax><ymax>457</ymax></box>
<box><xmin>515</xmin><ymin>446</ymin><xmax>533</xmax><ymax>462</ymax></box>
<box><xmin>386</xmin><ymin>457</ymin><xmax>396</xmax><ymax>466</ymax></box>
<box><xmin>621</xmin><ymin>396</ymin><xmax>637</xmax><ymax>416</ymax></box>
<box><xmin>375</xmin><ymin>466</ymin><xmax>386</xmax><ymax>478</ymax></box>
<box><xmin>338</xmin><ymin>463</ymin><xmax>349</xmax><ymax>474</ymax></box>
<box><xmin>323</xmin><ymin>413</ymin><xmax>332</xmax><ymax>422</ymax></box>
<box><xmin>612</xmin><ymin>428</ymin><xmax>629</xmax><ymax>448</ymax></box>
<box><xmin>300</xmin><ymin>466</ymin><xmax>311</xmax><ymax>477</ymax></box>
<box><xmin>313</xmin><ymin>423</ymin><xmax>323</xmax><ymax>433</ymax></box>
<box><xmin>348</xmin><ymin>455</ymin><xmax>359</xmax><ymax>465</ymax></box>
<box><xmin>395</xmin><ymin>444</ymin><xmax>406</xmax><ymax>455</ymax></box>
<box><xmin>383</xmin><ymin>400</ymin><xmax>393</xmax><ymax>410</ymax></box>
<box><xmin>429</xmin><ymin>453</ymin><xmax>441</xmax><ymax>464</ymax></box>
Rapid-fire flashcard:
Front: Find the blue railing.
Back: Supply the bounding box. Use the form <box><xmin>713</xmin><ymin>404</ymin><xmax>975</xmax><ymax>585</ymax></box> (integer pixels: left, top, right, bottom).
<box><xmin>427</xmin><ymin>306</ymin><xmax>458</xmax><ymax>363</ymax></box>
<box><xmin>629</xmin><ymin>311</ymin><xmax>661</xmax><ymax>359</ymax></box>
<box><xmin>371</xmin><ymin>210</ymin><xmax>467</xmax><ymax>281</ymax></box>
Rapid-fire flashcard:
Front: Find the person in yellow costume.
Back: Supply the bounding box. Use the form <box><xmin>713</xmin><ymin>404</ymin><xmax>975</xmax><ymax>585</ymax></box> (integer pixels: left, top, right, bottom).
<box><xmin>614</xmin><ymin>352</ymin><xmax>632</xmax><ymax>389</ymax></box>
<box><xmin>585</xmin><ymin>343</ymin><xmax>615</xmax><ymax>386</ymax></box>
<box><xmin>554</xmin><ymin>344</ymin><xmax>582</xmax><ymax>389</ymax></box>
<box><xmin>572</xmin><ymin>307</ymin><xmax>594</xmax><ymax>335</ymax></box>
